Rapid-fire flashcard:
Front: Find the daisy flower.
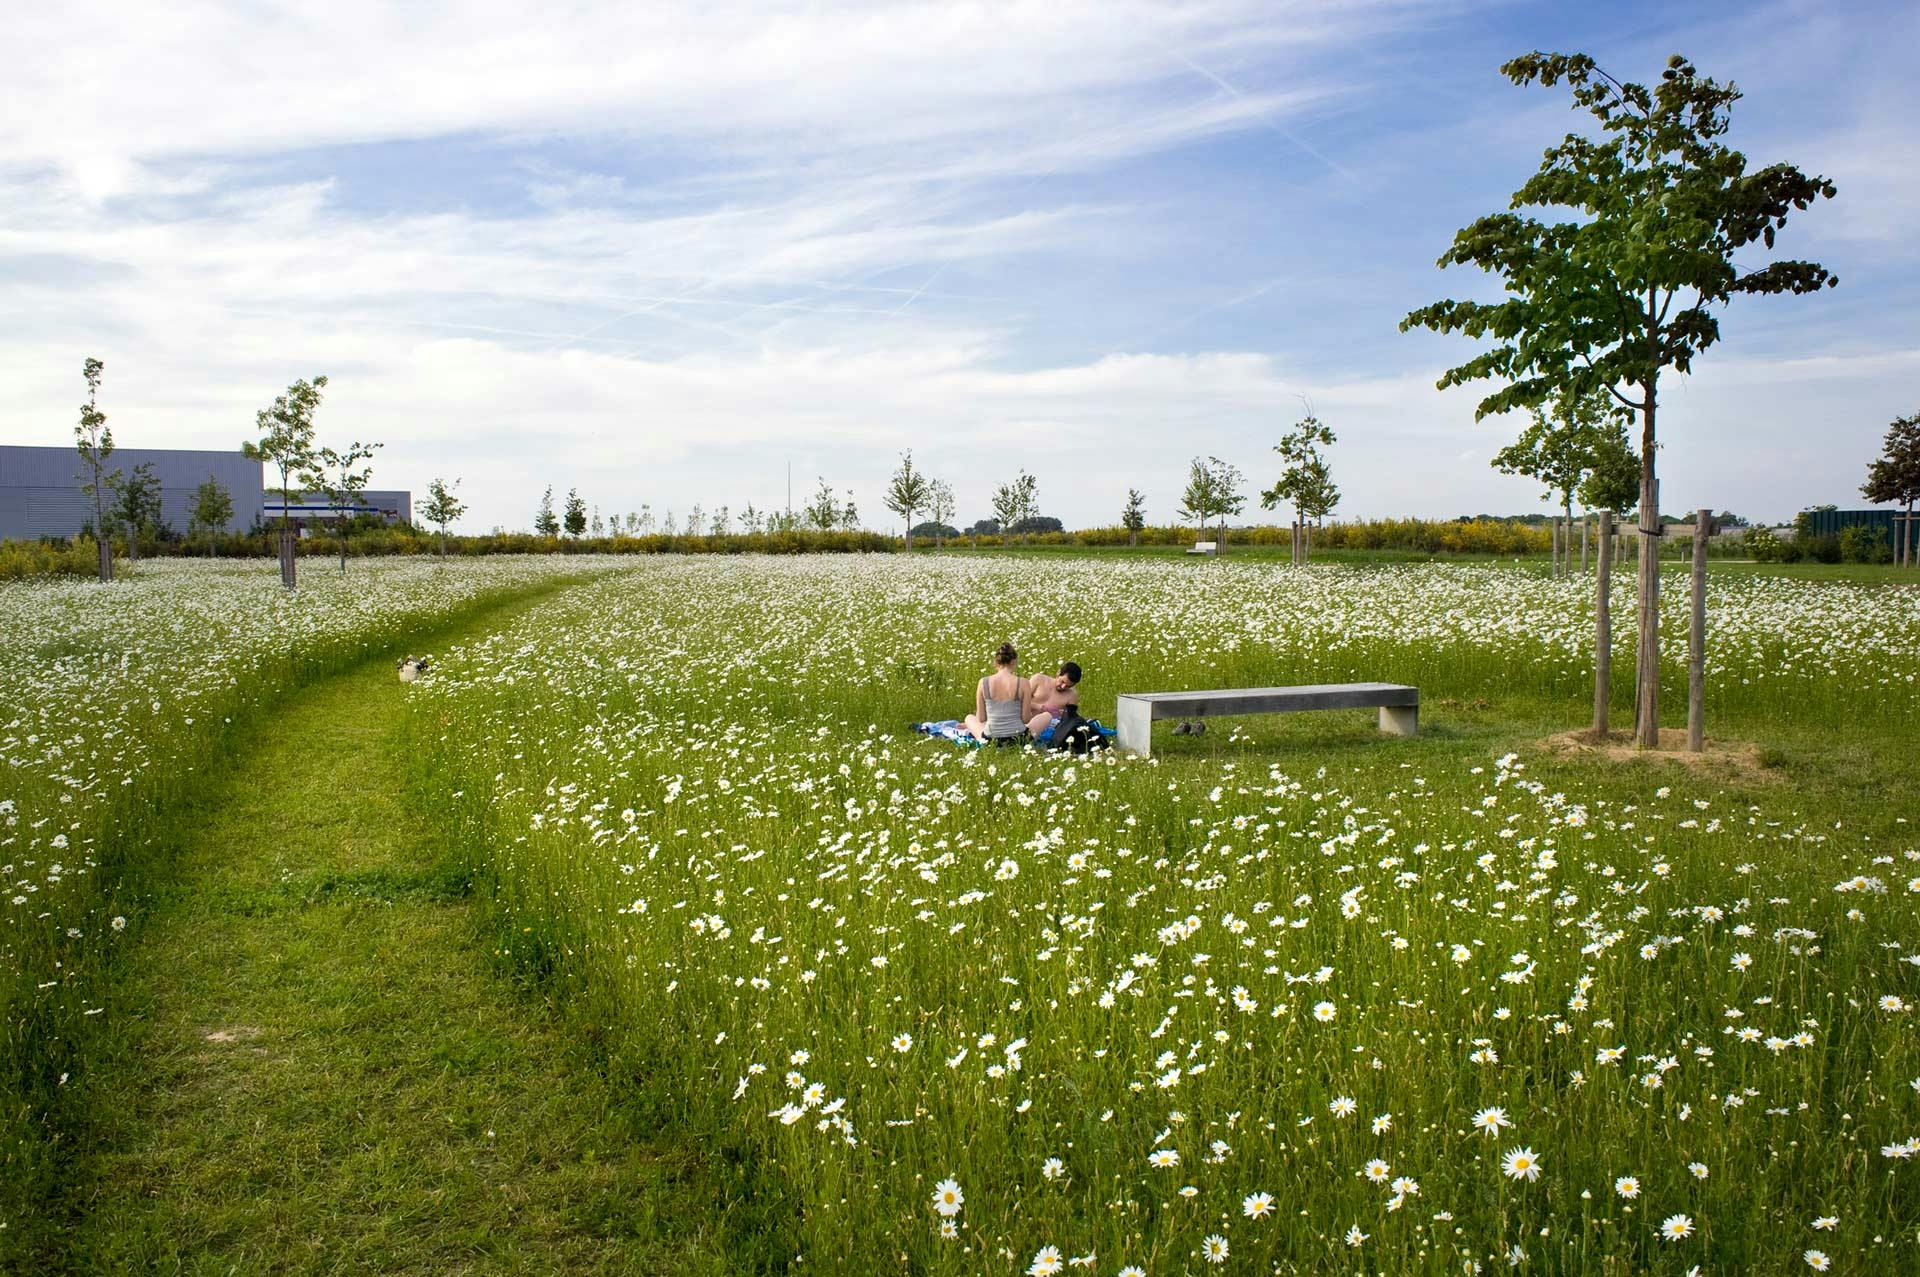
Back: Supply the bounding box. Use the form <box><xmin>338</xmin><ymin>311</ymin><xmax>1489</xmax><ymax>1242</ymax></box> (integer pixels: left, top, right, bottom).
<box><xmin>1472</xmin><ymin>1106</ymin><xmax>1512</xmax><ymax>1136</ymax></box>
<box><xmin>1329</xmin><ymin>1096</ymin><xmax>1358</xmax><ymax>1118</ymax></box>
<box><xmin>1028</xmin><ymin>1245</ymin><xmax>1064</xmax><ymax>1276</ymax></box>
<box><xmin>1805</xmin><ymin>1251</ymin><xmax>1830</xmax><ymax>1271</ymax></box>
<box><xmin>1660</xmin><ymin>1213</ymin><xmax>1695</xmax><ymax>1242</ymax></box>
<box><xmin>931</xmin><ymin>1177</ymin><xmax>963</xmax><ymax>1217</ymax></box>
<box><xmin>1243</xmin><ymin>1191</ymin><xmax>1275</xmax><ymax>1219</ymax></box>
<box><xmin>1614</xmin><ymin>1175</ymin><xmax>1641</xmax><ymax>1199</ymax></box>
<box><xmin>1148</xmin><ymin>1148</ymin><xmax>1180</xmax><ymax>1169</ymax></box>
<box><xmin>1501</xmin><ymin>1147</ymin><xmax>1543</xmax><ymax>1182</ymax></box>
<box><xmin>1201</xmin><ymin>1235</ymin><xmax>1229</xmax><ymax>1264</ymax></box>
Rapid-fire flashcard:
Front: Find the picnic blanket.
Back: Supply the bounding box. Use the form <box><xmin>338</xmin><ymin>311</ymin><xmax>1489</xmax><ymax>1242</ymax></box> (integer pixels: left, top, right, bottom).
<box><xmin>912</xmin><ymin>718</ymin><xmax>1116</xmax><ymax>749</ymax></box>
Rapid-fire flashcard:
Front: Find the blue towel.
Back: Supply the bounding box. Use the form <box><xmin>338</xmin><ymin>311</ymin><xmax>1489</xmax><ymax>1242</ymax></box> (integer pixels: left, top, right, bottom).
<box><xmin>914</xmin><ymin>719</ymin><xmax>985</xmax><ymax>747</ymax></box>
<box><xmin>914</xmin><ymin>719</ymin><xmax>1116</xmax><ymax>749</ymax></box>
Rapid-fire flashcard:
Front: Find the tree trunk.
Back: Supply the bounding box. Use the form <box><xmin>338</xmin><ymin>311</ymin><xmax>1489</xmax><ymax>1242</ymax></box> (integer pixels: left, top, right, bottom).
<box><xmin>97</xmin><ymin>532</ymin><xmax>114</xmax><ymax>583</ymax></box>
<box><xmin>1128</xmin><ymin>529</ymin><xmax>1137</xmax><ymax>548</ymax></box>
<box><xmin>279</xmin><ymin>528</ymin><xmax>298</xmax><ymax>589</ymax></box>
<box><xmin>127</xmin><ymin>526</ymin><xmax>139</xmax><ymax>565</ymax></box>
<box><xmin>1634</xmin><ymin>394</ymin><xmax>1660</xmax><ymax>748</ymax></box>
<box><xmin>1581</xmin><ymin>514</ymin><xmax>1590</xmax><ymax>573</ymax></box>
<box><xmin>1688</xmin><ymin>508</ymin><xmax>1708</xmax><ymax>752</ymax></box>
<box><xmin>1594</xmin><ymin>510</ymin><xmax>1613</xmax><ymax>736</ymax></box>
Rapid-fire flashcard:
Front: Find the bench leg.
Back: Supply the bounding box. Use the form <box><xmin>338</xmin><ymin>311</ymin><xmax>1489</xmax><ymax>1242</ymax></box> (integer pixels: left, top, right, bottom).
<box><xmin>1116</xmin><ymin>698</ymin><xmax>1153</xmax><ymax>756</ymax></box>
<box><xmin>1378</xmin><ymin>705</ymin><xmax>1418</xmax><ymax>737</ymax></box>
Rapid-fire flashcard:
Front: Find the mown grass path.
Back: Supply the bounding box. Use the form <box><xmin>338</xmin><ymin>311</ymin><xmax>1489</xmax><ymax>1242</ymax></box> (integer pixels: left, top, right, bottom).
<box><xmin>59</xmin><ymin>596</ymin><xmax>727</xmax><ymax>1274</ymax></box>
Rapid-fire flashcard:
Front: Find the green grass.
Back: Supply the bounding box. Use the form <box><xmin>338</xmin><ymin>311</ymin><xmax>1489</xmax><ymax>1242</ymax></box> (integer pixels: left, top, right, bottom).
<box><xmin>40</xmin><ymin>589</ymin><xmax>735</xmax><ymax>1274</ymax></box>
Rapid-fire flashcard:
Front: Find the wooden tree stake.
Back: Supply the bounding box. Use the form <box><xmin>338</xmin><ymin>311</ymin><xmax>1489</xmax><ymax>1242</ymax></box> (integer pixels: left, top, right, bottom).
<box><xmin>1687</xmin><ymin>507</ymin><xmax>1708</xmax><ymax>752</ymax></box>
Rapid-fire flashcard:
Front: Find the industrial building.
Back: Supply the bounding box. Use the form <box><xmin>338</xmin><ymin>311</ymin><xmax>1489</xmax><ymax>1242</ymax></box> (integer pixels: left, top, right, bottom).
<box><xmin>0</xmin><ymin>445</ymin><xmax>409</xmax><ymax>541</ymax></box>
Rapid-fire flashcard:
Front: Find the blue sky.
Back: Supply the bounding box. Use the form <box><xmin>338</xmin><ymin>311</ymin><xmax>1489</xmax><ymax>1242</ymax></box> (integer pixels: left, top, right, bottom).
<box><xmin>2</xmin><ymin>0</ymin><xmax>1915</xmax><ymax>532</ymax></box>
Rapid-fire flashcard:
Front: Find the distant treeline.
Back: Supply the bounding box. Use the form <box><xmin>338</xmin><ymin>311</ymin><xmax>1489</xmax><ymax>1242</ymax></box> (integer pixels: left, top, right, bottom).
<box><xmin>8</xmin><ymin>516</ymin><xmax>1798</xmax><ymax>582</ymax></box>
<box><xmin>0</xmin><ymin>526</ymin><xmax>891</xmax><ymax>580</ymax></box>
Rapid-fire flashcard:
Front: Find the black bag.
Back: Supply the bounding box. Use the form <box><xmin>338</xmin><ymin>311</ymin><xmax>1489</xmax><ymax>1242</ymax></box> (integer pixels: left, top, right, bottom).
<box><xmin>1047</xmin><ymin>704</ymin><xmax>1108</xmax><ymax>754</ymax></box>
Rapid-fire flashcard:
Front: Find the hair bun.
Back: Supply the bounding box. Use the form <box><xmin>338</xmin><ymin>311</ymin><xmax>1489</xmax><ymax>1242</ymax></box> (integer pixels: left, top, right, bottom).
<box><xmin>995</xmin><ymin>641</ymin><xmax>1018</xmax><ymax>666</ymax></box>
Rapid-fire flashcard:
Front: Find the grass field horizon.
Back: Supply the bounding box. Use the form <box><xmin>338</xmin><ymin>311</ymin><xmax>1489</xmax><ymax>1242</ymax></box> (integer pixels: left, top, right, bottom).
<box><xmin>5</xmin><ymin>553</ymin><xmax>1915</xmax><ymax>1272</ymax></box>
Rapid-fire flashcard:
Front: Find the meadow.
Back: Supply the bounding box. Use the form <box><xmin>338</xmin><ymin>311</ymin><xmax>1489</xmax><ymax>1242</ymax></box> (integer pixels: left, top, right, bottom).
<box><xmin>394</xmin><ymin>555</ymin><xmax>1918</xmax><ymax>1274</ymax></box>
<box><xmin>0</xmin><ymin>555</ymin><xmax>628</xmax><ymax>1229</ymax></box>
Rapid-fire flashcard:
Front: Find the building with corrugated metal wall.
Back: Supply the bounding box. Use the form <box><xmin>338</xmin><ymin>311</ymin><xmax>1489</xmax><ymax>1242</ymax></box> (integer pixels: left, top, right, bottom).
<box><xmin>1803</xmin><ymin>508</ymin><xmax>1919</xmax><ymax>559</ymax></box>
<box><xmin>0</xmin><ymin>445</ymin><xmax>264</xmax><ymax>540</ymax></box>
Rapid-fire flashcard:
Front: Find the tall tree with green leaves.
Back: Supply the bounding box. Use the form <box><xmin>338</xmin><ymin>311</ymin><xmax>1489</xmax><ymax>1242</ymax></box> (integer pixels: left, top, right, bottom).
<box><xmin>420</xmin><ymin>477</ymin><xmax>467</xmax><ymax>557</ymax></box>
<box><xmin>73</xmin><ymin>356</ymin><xmax>119</xmax><ymax>581</ymax></box>
<box><xmin>563</xmin><ymin>488</ymin><xmax>587</xmax><ymax>538</ymax></box>
<box><xmin>115</xmin><ymin>461</ymin><xmax>163</xmax><ymax>565</ymax></box>
<box><xmin>244</xmin><ymin>375</ymin><xmax>327</xmax><ymax>588</ymax></box>
<box><xmin>885</xmin><ymin>450</ymin><xmax>931</xmax><ymax>550</ymax></box>
<box><xmin>1121</xmin><ymin>488</ymin><xmax>1147</xmax><ymax>547</ymax></box>
<box><xmin>1862</xmin><ymin>413</ymin><xmax>1919</xmax><ymax>568</ymax></box>
<box><xmin>302</xmin><ymin>439</ymin><xmax>380</xmax><ymax>572</ymax></box>
<box><xmin>1262</xmin><ymin>415</ymin><xmax>1336</xmax><ymax>564</ymax></box>
<box><xmin>1400</xmin><ymin>52</ymin><xmax>1837</xmax><ymax>746</ymax></box>
<box><xmin>188</xmin><ymin>474</ymin><xmax>234</xmax><ymax>558</ymax></box>
<box><xmin>534</xmin><ymin>486</ymin><xmax>560</xmax><ymax>536</ymax></box>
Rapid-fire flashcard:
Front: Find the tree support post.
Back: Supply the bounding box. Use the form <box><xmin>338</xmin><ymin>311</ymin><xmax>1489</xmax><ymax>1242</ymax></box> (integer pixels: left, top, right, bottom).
<box><xmin>1634</xmin><ymin>478</ymin><xmax>1660</xmax><ymax>748</ymax></box>
<box><xmin>279</xmin><ymin>529</ymin><xmax>298</xmax><ymax>589</ymax></box>
<box><xmin>1594</xmin><ymin>511</ymin><xmax>1613</xmax><ymax>736</ymax></box>
<box><xmin>1687</xmin><ymin>508</ymin><xmax>1708</xmax><ymax>752</ymax></box>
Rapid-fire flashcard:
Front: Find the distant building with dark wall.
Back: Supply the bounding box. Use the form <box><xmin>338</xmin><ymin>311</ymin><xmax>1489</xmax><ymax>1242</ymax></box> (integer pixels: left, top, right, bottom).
<box><xmin>0</xmin><ymin>445</ymin><xmax>409</xmax><ymax>540</ymax></box>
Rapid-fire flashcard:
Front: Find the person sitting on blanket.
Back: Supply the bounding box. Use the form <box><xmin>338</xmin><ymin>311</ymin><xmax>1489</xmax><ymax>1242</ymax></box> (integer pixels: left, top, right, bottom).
<box><xmin>961</xmin><ymin>641</ymin><xmax>1030</xmax><ymax>743</ymax></box>
<box><xmin>1026</xmin><ymin>661</ymin><xmax>1081</xmax><ymax>738</ymax></box>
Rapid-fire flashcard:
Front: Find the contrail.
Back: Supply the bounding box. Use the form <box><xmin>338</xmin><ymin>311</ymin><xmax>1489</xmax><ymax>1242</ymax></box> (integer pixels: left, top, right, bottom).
<box><xmin>1172</xmin><ymin>51</ymin><xmax>1358</xmax><ymax>184</ymax></box>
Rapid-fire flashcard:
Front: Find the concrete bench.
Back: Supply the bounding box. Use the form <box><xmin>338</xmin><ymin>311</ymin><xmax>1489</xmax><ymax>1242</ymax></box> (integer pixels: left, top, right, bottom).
<box><xmin>1114</xmin><ymin>682</ymin><xmax>1418</xmax><ymax>756</ymax></box>
<box><xmin>1186</xmin><ymin>541</ymin><xmax>1219</xmax><ymax>556</ymax></box>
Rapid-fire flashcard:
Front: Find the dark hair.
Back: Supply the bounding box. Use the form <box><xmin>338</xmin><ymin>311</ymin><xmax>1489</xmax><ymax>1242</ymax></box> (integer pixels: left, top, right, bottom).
<box><xmin>1059</xmin><ymin>660</ymin><xmax>1081</xmax><ymax>685</ymax></box>
<box><xmin>995</xmin><ymin>642</ymin><xmax>1018</xmax><ymax>667</ymax></box>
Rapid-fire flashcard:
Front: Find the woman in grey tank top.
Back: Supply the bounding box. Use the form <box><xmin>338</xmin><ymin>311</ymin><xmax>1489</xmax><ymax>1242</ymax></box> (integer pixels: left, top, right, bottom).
<box><xmin>963</xmin><ymin>641</ymin><xmax>1029</xmax><ymax>742</ymax></box>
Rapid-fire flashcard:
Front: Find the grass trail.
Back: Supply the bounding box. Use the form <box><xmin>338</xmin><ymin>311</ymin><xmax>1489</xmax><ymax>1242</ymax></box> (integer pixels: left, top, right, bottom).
<box><xmin>58</xmin><ymin>602</ymin><xmax>729</xmax><ymax>1274</ymax></box>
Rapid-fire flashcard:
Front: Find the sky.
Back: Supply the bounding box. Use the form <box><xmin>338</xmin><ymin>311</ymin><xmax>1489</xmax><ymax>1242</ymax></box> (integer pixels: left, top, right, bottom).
<box><xmin>2</xmin><ymin>0</ymin><xmax>1915</xmax><ymax>533</ymax></box>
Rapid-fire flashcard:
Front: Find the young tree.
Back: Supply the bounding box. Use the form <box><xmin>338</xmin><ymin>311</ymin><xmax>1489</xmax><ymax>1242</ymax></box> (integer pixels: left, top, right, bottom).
<box><xmin>188</xmin><ymin>474</ymin><xmax>235</xmax><ymax>558</ymax></box>
<box><xmin>1012</xmin><ymin>471</ymin><xmax>1038</xmax><ymax>542</ymax></box>
<box><xmin>663</xmin><ymin>510</ymin><xmax>678</xmax><ymax>536</ymax></box>
<box><xmin>534</xmin><ymin>486</ymin><xmax>560</xmax><ymax>536</ymax></box>
<box><xmin>243</xmin><ymin>375</ymin><xmax>328</xmax><ymax>589</ymax></box>
<box><xmin>805</xmin><ymin>477</ymin><xmax>840</xmax><ymax>531</ymax></box>
<box><xmin>73</xmin><ymin>356</ymin><xmax>120</xmax><ymax>581</ymax></box>
<box><xmin>1401</xmin><ymin>52</ymin><xmax>1837</xmax><ymax>747</ymax></box>
<box><xmin>741</xmin><ymin>503</ymin><xmax>761</xmax><ymax>536</ymax></box>
<box><xmin>1863</xmin><ymin>413</ymin><xmax>1920</xmax><ymax>568</ymax></box>
<box><xmin>1178</xmin><ymin>457</ymin><xmax>1244</xmax><ymax>547</ymax></box>
<box><xmin>1491</xmin><ymin>389</ymin><xmax>1614</xmax><ymax>576</ymax></box>
<box><xmin>1121</xmin><ymin>488</ymin><xmax>1147</xmax><ymax>547</ymax></box>
<box><xmin>639</xmin><ymin>504</ymin><xmax>656</xmax><ymax>535</ymax></box>
<box><xmin>712</xmin><ymin>506</ymin><xmax>731</xmax><ymax>536</ymax></box>
<box><xmin>990</xmin><ymin>482</ymin><xmax>1021</xmax><ymax>539</ymax></box>
<box><xmin>591</xmin><ymin>506</ymin><xmax>605</xmax><ymax>538</ymax></box>
<box><xmin>840</xmin><ymin>491</ymin><xmax>860</xmax><ymax>532</ymax></box>
<box><xmin>420</xmin><ymin>477</ymin><xmax>467</xmax><ymax>557</ymax></box>
<box><xmin>301</xmin><ymin>439</ymin><xmax>380</xmax><ymax>573</ymax></box>
<box><xmin>684</xmin><ymin>504</ymin><xmax>702</xmax><ymax>537</ymax></box>
<box><xmin>115</xmin><ymin>461</ymin><xmax>163</xmax><ymax>565</ymax></box>
<box><xmin>885</xmin><ymin>450</ymin><xmax>932</xmax><ymax>550</ymax></box>
<box><xmin>1293</xmin><ymin>456</ymin><xmax>1341</xmax><ymax>559</ymax></box>
<box><xmin>563</xmin><ymin>488</ymin><xmax>588</xmax><ymax>538</ymax></box>
<box><xmin>927</xmin><ymin>479</ymin><xmax>955</xmax><ymax>548</ymax></box>
<box><xmin>1262</xmin><ymin>415</ymin><xmax>1336</xmax><ymax>564</ymax></box>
